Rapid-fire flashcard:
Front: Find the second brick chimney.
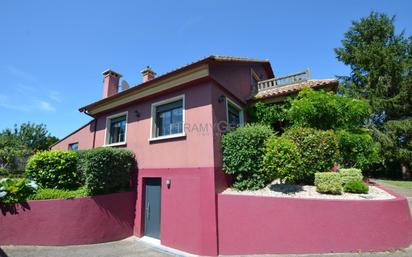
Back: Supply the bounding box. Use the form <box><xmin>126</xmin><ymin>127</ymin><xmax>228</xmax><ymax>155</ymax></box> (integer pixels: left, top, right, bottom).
<box><xmin>141</xmin><ymin>66</ymin><xmax>156</xmax><ymax>82</ymax></box>
<box><xmin>102</xmin><ymin>69</ymin><xmax>122</xmax><ymax>98</ymax></box>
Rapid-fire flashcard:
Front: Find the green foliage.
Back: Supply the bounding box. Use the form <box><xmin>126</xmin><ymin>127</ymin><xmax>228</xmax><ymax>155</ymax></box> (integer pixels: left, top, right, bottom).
<box><xmin>283</xmin><ymin>128</ymin><xmax>339</xmax><ymax>184</ymax></box>
<box><xmin>25</xmin><ymin>150</ymin><xmax>80</xmax><ymax>189</ymax></box>
<box><xmin>222</xmin><ymin>124</ymin><xmax>274</xmax><ymax>190</ymax></box>
<box><xmin>263</xmin><ymin>136</ymin><xmax>302</xmax><ymax>183</ymax></box>
<box><xmin>343</xmin><ymin>180</ymin><xmax>369</xmax><ymax>194</ymax></box>
<box><xmin>28</xmin><ymin>187</ymin><xmax>87</xmax><ymax>200</ymax></box>
<box><xmin>335</xmin><ymin>12</ymin><xmax>412</xmax><ymax>178</ymax></box>
<box><xmin>335</xmin><ymin>12</ymin><xmax>412</xmax><ymax>119</ymax></box>
<box><xmin>249</xmin><ymin>102</ymin><xmax>289</xmax><ymax>127</ymax></box>
<box><xmin>287</xmin><ymin>88</ymin><xmax>370</xmax><ymax>130</ymax></box>
<box><xmin>0</xmin><ymin>123</ymin><xmax>58</xmax><ymax>175</ymax></box>
<box><xmin>339</xmin><ymin>168</ymin><xmax>364</xmax><ymax>186</ymax></box>
<box><xmin>314</xmin><ymin>172</ymin><xmax>342</xmax><ymax>195</ymax></box>
<box><xmin>371</xmin><ymin>118</ymin><xmax>412</xmax><ymax>178</ymax></box>
<box><xmin>78</xmin><ymin>148</ymin><xmax>135</xmax><ymax>195</ymax></box>
<box><xmin>336</xmin><ymin>130</ymin><xmax>380</xmax><ymax>170</ymax></box>
<box><xmin>0</xmin><ymin>178</ymin><xmax>38</xmax><ymax>204</ymax></box>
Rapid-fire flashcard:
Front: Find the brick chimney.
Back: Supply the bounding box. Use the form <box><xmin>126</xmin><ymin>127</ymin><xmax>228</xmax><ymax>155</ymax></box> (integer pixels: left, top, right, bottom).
<box><xmin>102</xmin><ymin>69</ymin><xmax>122</xmax><ymax>98</ymax></box>
<box><xmin>141</xmin><ymin>66</ymin><xmax>156</xmax><ymax>82</ymax></box>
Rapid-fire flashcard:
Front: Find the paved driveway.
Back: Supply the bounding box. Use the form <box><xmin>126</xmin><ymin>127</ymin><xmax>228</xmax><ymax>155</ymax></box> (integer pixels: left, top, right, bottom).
<box><xmin>1</xmin><ymin>237</ymin><xmax>412</xmax><ymax>257</ymax></box>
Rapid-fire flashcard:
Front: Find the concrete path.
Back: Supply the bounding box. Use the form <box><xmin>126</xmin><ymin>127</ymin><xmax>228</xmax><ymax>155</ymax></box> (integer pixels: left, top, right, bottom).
<box><xmin>2</xmin><ymin>237</ymin><xmax>412</xmax><ymax>257</ymax></box>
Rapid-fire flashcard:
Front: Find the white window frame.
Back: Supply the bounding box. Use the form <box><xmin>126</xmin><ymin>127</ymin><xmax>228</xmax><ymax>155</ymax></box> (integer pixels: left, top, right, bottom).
<box><xmin>149</xmin><ymin>94</ymin><xmax>186</xmax><ymax>142</ymax></box>
<box><xmin>226</xmin><ymin>97</ymin><xmax>244</xmax><ymax>127</ymax></box>
<box><xmin>104</xmin><ymin>111</ymin><xmax>128</xmax><ymax>147</ymax></box>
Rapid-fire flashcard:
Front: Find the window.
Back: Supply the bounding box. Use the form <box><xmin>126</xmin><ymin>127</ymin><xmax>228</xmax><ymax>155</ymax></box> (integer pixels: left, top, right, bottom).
<box><xmin>226</xmin><ymin>98</ymin><xmax>244</xmax><ymax>129</ymax></box>
<box><xmin>105</xmin><ymin>112</ymin><xmax>128</xmax><ymax>146</ymax></box>
<box><xmin>68</xmin><ymin>142</ymin><xmax>79</xmax><ymax>151</ymax></box>
<box><xmin>151</xmin><ymin>95</ymin><xmax>185</xmax><ymax>140</ymax></box>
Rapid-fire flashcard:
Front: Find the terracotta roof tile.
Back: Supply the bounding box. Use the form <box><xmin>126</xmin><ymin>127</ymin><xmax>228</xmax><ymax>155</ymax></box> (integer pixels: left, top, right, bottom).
<box><xmin>254</xmin><ymin>79</ymin><xmax>338</xmax><ymax>100</ymax></box>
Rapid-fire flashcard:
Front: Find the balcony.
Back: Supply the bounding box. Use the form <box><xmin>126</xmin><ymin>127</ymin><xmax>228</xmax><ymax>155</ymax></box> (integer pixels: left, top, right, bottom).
<box><xmin>257</xmin><ymin>69</ymin><xmax>311</xmax><ymax>92</ymax></box>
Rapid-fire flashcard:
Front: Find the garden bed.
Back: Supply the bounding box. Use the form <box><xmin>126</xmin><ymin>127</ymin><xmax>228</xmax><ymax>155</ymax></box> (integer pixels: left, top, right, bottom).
<box><xmin>222</xmin><ymin>180</ymin><xmax>395</xmax><ymax>200</ymax></box>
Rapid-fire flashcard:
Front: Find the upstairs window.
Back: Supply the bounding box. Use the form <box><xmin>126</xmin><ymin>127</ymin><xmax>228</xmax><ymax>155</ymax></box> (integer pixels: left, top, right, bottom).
<box><xmin>68</xmin><ymin>142</ymin><xmax>79</xmax><ymax>151</ymax></box>
<box><xmin>105</xmin><ymin>112</ymin><xmax>128</xmax><ymax>145</ymax></box>
<box><xmin>151</xmin><ymin>95</ymin><xmax>185</xmax><ymax>140</ymax></box>
<box><xmin>226</xmin><ymin>98</ymin><xmax>244</xmax><ymax>129</ymax></box>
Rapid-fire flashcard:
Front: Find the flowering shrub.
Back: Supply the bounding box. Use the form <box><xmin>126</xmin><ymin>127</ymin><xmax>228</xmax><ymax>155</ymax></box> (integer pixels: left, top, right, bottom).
<box><xmin>0</xmin><ymin>178</ymin><xmax>38</xmax><ymax>204</ymax></box>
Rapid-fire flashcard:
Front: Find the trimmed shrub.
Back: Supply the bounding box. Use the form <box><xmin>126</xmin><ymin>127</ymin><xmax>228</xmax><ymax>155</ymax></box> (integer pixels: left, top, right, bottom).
<box><xmin>314</xmin><ymin>172</ymin><xmax>342</xmax><ymax>195</ymax></box>
<box><xmin>28</xmin><ymin>187</ymin><xmax>87</xmax><ymax>200</ymax></box>
<box><xmin>263</xmin><ymin>136</ymin><xmax>302</xmax><ymax>183</ymax></box>
<box><xmin>283</xmin><ymin>128</ymin><xmax>339</xmax><ymax>184</ymax></box>
<box><xmin>25</xmin><ymin>150</ymin><xmax>80</xmax><ymax>189</ymax></box>
<box><xmin>339</xmin><ymin>168</ymin><xmax>363</xmax><ymax>186</ymax></box>
<box><xmin>222</xmin><ymin>124</ymin><xmax>274</xmax><ymax>190</ymax></box>
<box><xmin>343</xmin><ymin>180</ymin><xmax>369</xmax><ymax>194</ymax></box>
<box><xmin>0</xmin><ymin>178</ymin><xmax>38</xmax><ymax>204</ymax></box>
<box><xmin>78</xmin><ymin>147</ymin><xmax>135</xmax><ymax>195</ymax></box>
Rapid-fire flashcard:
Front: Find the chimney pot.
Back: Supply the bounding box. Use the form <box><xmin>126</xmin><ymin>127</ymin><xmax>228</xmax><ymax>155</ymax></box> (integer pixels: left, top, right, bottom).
<box><xmin>102</xmin><ymin>69</ymin><xmax>122</xmax><ymax>98</ymax></box>
<box><xmin>141</xmin><ymin>66</ymin><xmax>156</xmax><ymax>82</ymax></box>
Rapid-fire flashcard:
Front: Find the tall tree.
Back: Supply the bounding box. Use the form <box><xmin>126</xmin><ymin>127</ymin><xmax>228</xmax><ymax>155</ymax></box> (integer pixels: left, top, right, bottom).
<box><xmin>335</xmin><ymin>12</ymin><xmax>412</xmax><ymax>178</ymax></box>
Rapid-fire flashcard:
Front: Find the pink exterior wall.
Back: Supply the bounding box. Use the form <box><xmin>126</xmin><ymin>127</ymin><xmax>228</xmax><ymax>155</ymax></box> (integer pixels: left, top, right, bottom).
<box><xmin>52</xmin><ymin>121</ymin><xmax>95</xmax><ymax>150</ymax></box>
<box><xmin>217</xmin><ymin>190</ymin><xmax>412</xmax><ymax>255</ymax></box>
<box><xmin>134</xmin><ymin>168</ymin><xmax>218</xmax><ymax>256</ymax></box>
<box><xmin>91</xmin><ymin>81</ymin><xmax>216</xmax><ymax>169</ymax></box>
<box><xmin>0</xmin><ymin>192</ymin><xmax>135</xmax><ymax>246</ymax></box>
<box><xmin>209</xmin><ymin>62</ymin><xmax>271</xmax><ymax>103</ymax></box>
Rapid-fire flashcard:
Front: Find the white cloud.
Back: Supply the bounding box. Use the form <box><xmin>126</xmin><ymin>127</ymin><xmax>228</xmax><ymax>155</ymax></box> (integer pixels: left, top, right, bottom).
<box><xmin>38</xmin><ymin>101</ymin><xmax>55</xmax><ymax>112</ymax></box>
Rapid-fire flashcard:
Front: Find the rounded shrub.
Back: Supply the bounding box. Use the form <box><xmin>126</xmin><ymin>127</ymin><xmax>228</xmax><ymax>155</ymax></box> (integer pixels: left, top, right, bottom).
<box><xmin>314</xmin><ymin>172</ymin><xmax>342</xmax><ymax>195</ymax></box>
<box><xmin>343</xmin><ymin>180</ymin><xmax>369</xmax><ymax>194</ymax></box>
<box><xmin>25</xmin><ymin>150</ymin><xmax>79</xmax><ymax>189</ymax></box>
<box><xmin>263</xmin><ymin>136</ymin><xmax>302</xmax><ymax>183</ymax></box>
<box><xmin>336</xmin><ymin>129</ymin><xmax>380</xmax><ymax>171</ymax></box>
<box><xmin>283</xmin><ymin>128</ymin><xmax>339</xmax><ymax>184</ymax></box>
<box><xmin>222</xmin><ymin>124</ymin><xmax>274</xmax><ymax>190</ymax></box>
<box><xmin>78</xmin><ymin>147</ymin><xmax>135</xmax><ymax>195</ymax></box>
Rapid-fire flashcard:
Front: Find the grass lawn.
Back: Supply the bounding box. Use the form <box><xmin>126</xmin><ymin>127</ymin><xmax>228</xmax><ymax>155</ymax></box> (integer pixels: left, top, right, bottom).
<box><xmin>28</xmin><ymin>187</ymin><xmax>88</xmax><ymax>200</ymax></box>
<box><xmin>376</xmin><ymin>179</ymin><xmax>412</xmax><ymax>189</ymax></box>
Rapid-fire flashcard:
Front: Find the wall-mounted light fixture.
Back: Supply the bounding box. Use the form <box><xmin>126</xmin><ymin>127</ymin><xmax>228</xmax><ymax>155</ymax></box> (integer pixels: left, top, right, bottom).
<box><xmin>134</xmin><ymin>110</ymin><xmax>140</xmax><ymax>118</ymax></box>
<box><xmin>166</xmin><ymin>179</ymin><xmax>171</xmax><ymax>189</ymax></box>
<box><xmin>218</xmin><ymin>95</ymin><xmax>225</xmax><ymax>103</ymax></box>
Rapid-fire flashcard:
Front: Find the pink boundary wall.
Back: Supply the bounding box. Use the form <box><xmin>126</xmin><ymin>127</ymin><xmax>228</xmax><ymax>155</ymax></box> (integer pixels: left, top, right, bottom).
<box><xmin>0</xmin><ymin>192</ymin><xmax>135</xmax><ymax>246</ymax></box>
<box><xmin>217</xmin><ymin>188</ymin><xmax>412</xmax><ymax>255</ymax></box>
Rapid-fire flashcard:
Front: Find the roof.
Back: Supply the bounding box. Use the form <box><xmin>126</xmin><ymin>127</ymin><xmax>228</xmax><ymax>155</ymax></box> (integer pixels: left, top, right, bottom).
<box><xmin>253</xmin><ymin>79</ymin><xmax>339</xmax><ymax>100</ymax></box>
<box><xmin>49</xmin><ymin>120</ymin><xmax>94</xmax><ymax>149</ymax></box>
<box><xmin>79</xmin><ymin>55</ymin><xmax>273</xmax><ymax>114</ymax></box>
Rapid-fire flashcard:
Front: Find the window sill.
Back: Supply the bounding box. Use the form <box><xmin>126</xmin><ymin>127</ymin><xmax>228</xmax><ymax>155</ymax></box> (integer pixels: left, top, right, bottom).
<box><xmin>103</xmin><ymin>142</ymin><xmax>127</xmax><ymax>147</ymax></box>
<box><xmin>148</xmin><ymin>133</ymin><xmax>186</xmax><ymax>142</ymax></box>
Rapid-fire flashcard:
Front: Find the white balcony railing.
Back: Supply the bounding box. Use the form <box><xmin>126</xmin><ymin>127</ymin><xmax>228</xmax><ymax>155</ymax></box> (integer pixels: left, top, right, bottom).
<box><xmin>257</xmin><ymin>69</ymin><xmax>311</xmax><ymax>92</ymax></box>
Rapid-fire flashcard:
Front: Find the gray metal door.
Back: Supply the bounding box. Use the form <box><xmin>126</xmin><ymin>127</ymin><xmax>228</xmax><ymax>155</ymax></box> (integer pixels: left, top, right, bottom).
<box><xmin>144</xmin><ymin>178</ymin><xmax>161</xmax><ymax>239</ymax></box>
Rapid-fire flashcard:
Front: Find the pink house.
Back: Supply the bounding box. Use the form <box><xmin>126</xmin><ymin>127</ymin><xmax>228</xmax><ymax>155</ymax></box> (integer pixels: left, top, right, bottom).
<box><xmin>52</xmin><ymin>55</ymin><xmax>338</xmax><ymax>255</ymax></box>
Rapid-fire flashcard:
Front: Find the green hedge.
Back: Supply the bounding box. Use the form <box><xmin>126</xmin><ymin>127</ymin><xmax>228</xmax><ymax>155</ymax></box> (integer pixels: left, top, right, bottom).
<box><xmin>343</xmin><ymin>180</ymin><xmax>369</xmax><ymax>194</ymax></box>
<box><xmin>314</xmin><ymin>172</ymin><xmax>342</xmax><ymax>195</ymax></box>
<box><xmin>78</xmin><ymin>148</ymin><xmax>135</xmax><ymax>195</ymax></box>
<box><xmin>263</xmin><ymin>136</ymin><xmax>302</xmax><ymax>183</ymax></box>
<box><xmin>339</xmin><ymin>168</ymin><xmax>363</xmax><ymax>186</ymax></box>
<box><xmin>25</xmin><ymin>150</ymin><xmax>80</xmax><ymax>189</ymax></box>
<box><xmin>222</xmin><ymin>124</ymin><xmax>274</xmax><ymax>190</ymax></box>
<box><xmin>283</xmin><ymin>128</ymin><xmax>339</xmax><ymax>184</ymax></box>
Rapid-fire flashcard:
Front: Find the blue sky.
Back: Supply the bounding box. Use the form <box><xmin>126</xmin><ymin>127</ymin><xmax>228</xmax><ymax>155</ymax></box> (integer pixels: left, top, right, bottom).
<box><xmin>1</xmin><ymin>0</ymin><xmax>411</xmax><ymax>138</ymax></box>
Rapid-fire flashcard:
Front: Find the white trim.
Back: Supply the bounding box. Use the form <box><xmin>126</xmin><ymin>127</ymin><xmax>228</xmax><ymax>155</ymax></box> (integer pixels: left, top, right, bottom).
<box><xmin>149</xmin><ymin>94</ymin><xmax>185</xmax><ymax>140</ymax></box>
<box><xmin>104</xmin><ymin>111</ymin><xmax>128</xmax><ymax>146</ymax></box>
<box><xmin>226</xmin><ymin>97</ymin><xmax>244</xmax><ymax>127</ymax></box>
